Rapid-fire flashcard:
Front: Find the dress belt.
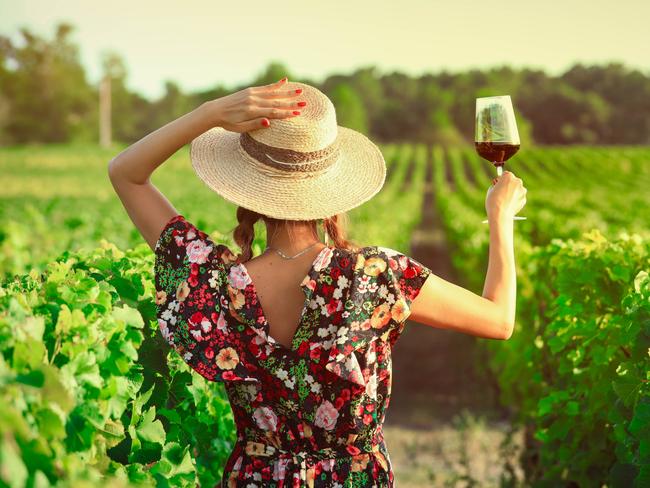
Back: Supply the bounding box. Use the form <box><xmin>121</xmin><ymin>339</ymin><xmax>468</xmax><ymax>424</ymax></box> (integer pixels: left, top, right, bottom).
<box><xmin>243</xmin><ymin>439</ymin><xmax>384</xmax><ymax>483</ymax></box>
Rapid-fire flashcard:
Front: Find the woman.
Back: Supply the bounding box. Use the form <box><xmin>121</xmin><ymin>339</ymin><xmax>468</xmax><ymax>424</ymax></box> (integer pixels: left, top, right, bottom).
<box><xmin>108</xmin><ymin>77</ymin><xmax>526</xmax><ymax>487</ymax></box>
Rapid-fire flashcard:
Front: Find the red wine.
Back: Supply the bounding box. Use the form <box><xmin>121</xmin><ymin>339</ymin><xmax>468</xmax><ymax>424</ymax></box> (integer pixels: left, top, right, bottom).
<box><xmin>475</xmin><ymin>142</ymin><xmax>520</xmax><ymax>166</ymax></box>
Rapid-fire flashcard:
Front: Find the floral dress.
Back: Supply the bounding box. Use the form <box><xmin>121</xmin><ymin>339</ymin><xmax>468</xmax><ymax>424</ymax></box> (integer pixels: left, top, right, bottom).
<box><xmin>154</xmin><ymin>215</ymin><xmax>432</xmax><ymax>488</ymax></box>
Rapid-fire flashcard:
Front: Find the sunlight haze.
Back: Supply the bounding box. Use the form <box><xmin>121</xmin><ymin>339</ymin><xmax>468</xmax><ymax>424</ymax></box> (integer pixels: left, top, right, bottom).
<box><xmin>1</xmin><ymin>0</ymin><xmax>648</xmax><ymax>99</ymax></box>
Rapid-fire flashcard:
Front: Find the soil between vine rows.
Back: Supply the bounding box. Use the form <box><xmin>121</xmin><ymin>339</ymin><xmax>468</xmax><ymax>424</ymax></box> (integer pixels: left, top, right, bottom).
<box><xmin>383</xmin><ymin>146</ymin><xmax>525</xmax><ymax>487</ymax></box>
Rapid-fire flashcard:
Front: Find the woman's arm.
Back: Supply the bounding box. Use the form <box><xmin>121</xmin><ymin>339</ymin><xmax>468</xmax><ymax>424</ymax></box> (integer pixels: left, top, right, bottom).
<box><xmin>409</xmin><ymin>173</ymin><xmax>525</xmax><ymax>340</ymax></box>
<box><xmin>482</xmin><ymin>214</ymin><xmax>516</xmax><ymax>337</ymax></box>
<box><xmin>108</xmin><ymin>102</ymin><xmax>219</xmax><ymax>250</ymax></box>
<box><xmin>108</xmin><ymin>103</ymin><xmax>218</xmax><ymax>185</ymax></box>
<box><xmin>108</xmin><ymin>77</ymin><xmax>304</xmax><ymax>250</ymax></box>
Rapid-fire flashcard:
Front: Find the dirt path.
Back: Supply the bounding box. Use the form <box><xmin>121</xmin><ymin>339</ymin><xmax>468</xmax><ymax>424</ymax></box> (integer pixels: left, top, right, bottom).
<box><xmin>382</xmin><ymin>145</ymin><xmax>525</xmax><ymax>487</ymax></box>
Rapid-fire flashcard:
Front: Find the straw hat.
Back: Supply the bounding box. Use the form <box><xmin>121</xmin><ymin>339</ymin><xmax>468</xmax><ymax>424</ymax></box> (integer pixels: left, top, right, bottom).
<box><xmin>189</xmin><ymin>81</ymin><xmax>386</xmax><ymax>221</ymax></box>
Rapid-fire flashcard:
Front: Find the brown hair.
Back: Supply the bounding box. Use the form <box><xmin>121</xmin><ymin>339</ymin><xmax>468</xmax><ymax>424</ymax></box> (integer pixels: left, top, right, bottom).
<box><xmin>233</xmin><ymin>206</ymin><xmax>361</xmax><ymax>263</ymax></box>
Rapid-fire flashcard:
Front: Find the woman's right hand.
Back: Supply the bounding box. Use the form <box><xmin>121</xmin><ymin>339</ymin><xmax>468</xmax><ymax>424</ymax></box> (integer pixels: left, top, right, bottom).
<box><xmin>485</xmin><ymin>170</ymin><xmax>527</xmax><ymax>220</ymax></box>
<box><xmin>205</xmin><ymin>77</ymin><xmax>305</xmax><ymax>133</ymax></box>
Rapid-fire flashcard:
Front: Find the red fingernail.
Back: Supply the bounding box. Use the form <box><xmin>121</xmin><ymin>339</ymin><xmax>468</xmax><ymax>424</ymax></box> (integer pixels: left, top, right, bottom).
<box><xmin>261</xmin><ymin>119</ymin><xmax>270</xmax><ymax>127</ymax></box>
<box><xmin>293</xmin><ymin>111</ymin><xmax>300</xmax><ymax>115</ymax></box>
<box><xmin>295</xmin><ymin>88</ymin><xmax>302</xmax><ymax>94</ymax></box>
<box><xmin>298</xmin><ymin>101</ymin><xmax>307</xmax><ymax>107</ymax></box>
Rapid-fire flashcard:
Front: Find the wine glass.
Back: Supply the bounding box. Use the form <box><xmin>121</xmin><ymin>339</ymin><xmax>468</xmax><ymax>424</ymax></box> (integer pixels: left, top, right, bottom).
<box><xmin>475</xmin><ymin>95</ymin><xmax>527</xmax><ymax>223</ymax></box>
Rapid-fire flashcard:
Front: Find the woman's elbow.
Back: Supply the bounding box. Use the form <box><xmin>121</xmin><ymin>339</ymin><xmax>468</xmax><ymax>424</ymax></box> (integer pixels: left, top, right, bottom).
<box><xmin>500</xmin><ymin>321</ymin><xmax>514</xmax><ymax>340</ymax></box>
<box><xmin>108</xmin><ymin>158</ymin><xmax>121</xmax><ymax>180</ymax></box>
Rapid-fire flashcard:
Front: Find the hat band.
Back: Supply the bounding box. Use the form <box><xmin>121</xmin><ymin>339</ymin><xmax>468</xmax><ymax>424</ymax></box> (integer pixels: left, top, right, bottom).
<box><xmin>239</xmin><ymin>132</ymin><xmax>340</xmax><ymax>179</ymax></box>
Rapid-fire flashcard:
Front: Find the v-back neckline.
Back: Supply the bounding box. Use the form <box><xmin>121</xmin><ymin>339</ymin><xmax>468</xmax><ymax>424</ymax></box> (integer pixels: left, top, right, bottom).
<box><xmin>237</xmin><ymin>245</ymin><xmax>333</xmax><ymax>353</ymax></box>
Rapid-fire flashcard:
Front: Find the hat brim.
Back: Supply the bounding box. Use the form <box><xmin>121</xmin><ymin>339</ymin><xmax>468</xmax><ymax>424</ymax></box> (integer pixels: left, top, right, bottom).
<box><xmin>189</xmin><ymin>126</ymin><xmax>386</xmax><ymax>220</ymax></box>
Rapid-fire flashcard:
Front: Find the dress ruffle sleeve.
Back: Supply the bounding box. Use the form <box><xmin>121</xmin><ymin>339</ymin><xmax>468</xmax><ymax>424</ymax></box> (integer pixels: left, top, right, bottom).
<box><xmin>377</xmin><ymin>246</ymin><xmax>432</xmax><ymax>320</ymax></box>
<box><xmin>324</xmin><ymin>246</ymin><xmax>432</xmax><ymax>388</ymax></box>
<box><xmin>153</xmin><ymin>214</ymin><xmax>260</xmax><ymax>383</ymax></box>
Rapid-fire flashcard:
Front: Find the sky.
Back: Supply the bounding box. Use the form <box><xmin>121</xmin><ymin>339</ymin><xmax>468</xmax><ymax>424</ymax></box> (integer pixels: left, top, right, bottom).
<box><xmin>1</xmin><ymin>0</ymin><xmax>649</xmax><ymax>100</ymax></box>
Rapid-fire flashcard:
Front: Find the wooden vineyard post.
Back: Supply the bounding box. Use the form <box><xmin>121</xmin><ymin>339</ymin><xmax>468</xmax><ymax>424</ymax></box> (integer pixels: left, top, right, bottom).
<box><xmin>99</xmin><ymin>74</ymin><xmax>111</xmax><ymax>148</ymax></box>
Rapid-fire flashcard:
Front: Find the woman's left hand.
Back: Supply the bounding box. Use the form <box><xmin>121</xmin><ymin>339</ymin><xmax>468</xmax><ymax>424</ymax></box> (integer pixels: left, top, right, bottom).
<box><xmin>205</xmin><ymin>77</ymin><xmax>305</xmax><ymax>133</ymax></box>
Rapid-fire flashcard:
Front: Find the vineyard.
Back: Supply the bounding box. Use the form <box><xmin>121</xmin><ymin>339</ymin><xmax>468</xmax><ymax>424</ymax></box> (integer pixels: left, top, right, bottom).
<box><xmin>1</xmin><ymin>144</ymin><xmax>648</xmax><ymax>487</ymax></box>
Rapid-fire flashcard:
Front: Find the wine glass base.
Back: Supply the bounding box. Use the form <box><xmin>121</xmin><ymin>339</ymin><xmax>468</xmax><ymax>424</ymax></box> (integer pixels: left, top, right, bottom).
<box><xmin>481</xmin><ymin>216</ymin><xmax>527</xmax><ymax>223</ymax></box>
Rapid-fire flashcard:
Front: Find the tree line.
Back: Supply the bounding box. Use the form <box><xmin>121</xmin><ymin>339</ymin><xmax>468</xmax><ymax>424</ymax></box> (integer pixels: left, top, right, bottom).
<box><xmin>1</xmin><ymin>22</ymin><xmax>649</xmax><ymax>146</ymax></box>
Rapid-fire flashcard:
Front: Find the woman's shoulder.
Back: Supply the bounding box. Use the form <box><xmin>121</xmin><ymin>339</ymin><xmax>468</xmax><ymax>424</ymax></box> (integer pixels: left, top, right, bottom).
<box><xmin>154</xmin><ymin>214</ymin><xmax>240</xmax><ymax>278</ymax></box>
<box><xmin>331</xmin><ymin>245</ymin><xmax>431</xmax><ymax>294</ymax></box>
<box><xmin>351</xmin><ymin>244</ymin><xmax>427</xmax><ymax>267</ymax></box>
<box><xmin>336</xmin><ymin>244</ymin><xmax>386</xmax><ymax>259</ymax></box>
<box><xmin>355</xmin><ymin>244</ymin><xmax>433</xmax><ymax>300</ymax></box>
<box><xmin>332</xmin><ymin>244</ymin><xmax>423</xmax><ymax>268</ymax></box>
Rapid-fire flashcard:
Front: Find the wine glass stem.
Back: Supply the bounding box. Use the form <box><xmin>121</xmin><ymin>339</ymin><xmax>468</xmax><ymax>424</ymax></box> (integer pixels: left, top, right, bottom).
<box><xmin>496</xmin><ymin>164</ymin><xmax>503</xmax><ymax>177</ymax></box>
